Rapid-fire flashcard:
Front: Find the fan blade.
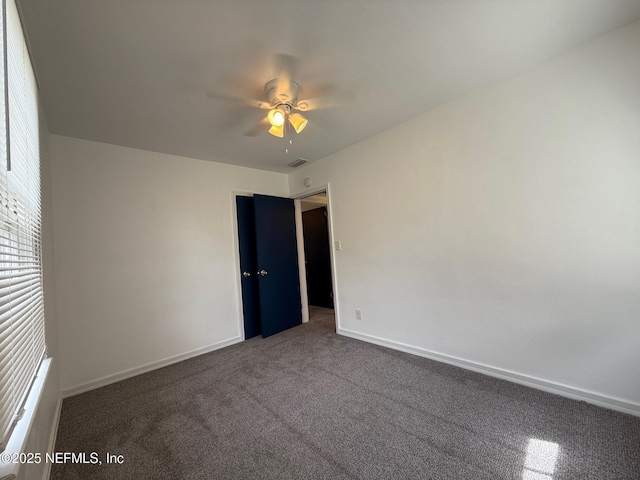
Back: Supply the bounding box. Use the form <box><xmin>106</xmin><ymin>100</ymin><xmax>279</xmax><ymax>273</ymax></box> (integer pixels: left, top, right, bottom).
<box><xmin>295</xmin><ymin>91</ymin><xmax>355</xmax><ymax>111</ymax></box>
<box><xmin>206</xmin><ymin>90</ymin><xmax>271</xmax><ymax>110</ymax></box>
<box><xmin>273</xmin><ymin>54</ymin><xmax>300</xmax><ymax>91</ymax></box>
<box><xmin>244</xmin><ymin>116</ymin><xmax>271</xmax><ymax>137</ymax></box>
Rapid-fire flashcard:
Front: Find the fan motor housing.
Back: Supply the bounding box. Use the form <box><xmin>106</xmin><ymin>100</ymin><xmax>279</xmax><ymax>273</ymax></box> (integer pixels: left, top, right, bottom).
<box><xmin>265</xmin><ymin>78</ymin><xmax>299</xmax><ymax>108</ymax></box>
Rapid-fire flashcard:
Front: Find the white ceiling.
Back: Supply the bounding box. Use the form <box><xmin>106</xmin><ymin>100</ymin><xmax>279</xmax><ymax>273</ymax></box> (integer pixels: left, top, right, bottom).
<box><xmin>18</xmin><ymin>0</ymin><xmax>640</xmax><ymax>173</ymax></box>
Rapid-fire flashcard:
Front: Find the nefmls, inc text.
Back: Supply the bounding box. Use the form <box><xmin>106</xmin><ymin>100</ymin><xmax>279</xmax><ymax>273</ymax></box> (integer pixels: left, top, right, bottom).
<box><xmin>1</xmin><ymin>451</ymin><xmax>124</xmax><ymax>465</ymax></box>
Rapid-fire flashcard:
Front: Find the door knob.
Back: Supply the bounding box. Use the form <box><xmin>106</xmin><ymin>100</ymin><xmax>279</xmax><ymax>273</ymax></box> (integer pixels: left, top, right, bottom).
<box><xmin>258</xmin><ymin>269</ymin><xmax>268</xmax><ymax>276</ymax></box>
<box><xmin>242</xmin><ymin>271</ymin><xmax>251</xmax><ymax>277</ymax></box>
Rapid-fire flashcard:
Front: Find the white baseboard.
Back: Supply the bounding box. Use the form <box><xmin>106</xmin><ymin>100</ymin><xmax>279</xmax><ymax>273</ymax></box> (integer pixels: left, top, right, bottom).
<box><xmin>338</xmin><ymin>328</ymin><xmax>640</xmax><ymax>417</ymax></box>
<box><xmin>42</xmin><ymin>395</ymin><xmax>62</xmax><ymax>480</ymax></box>
<box><xmin>62</xmin><ymin>336</ymin><xmax>244</xmax><ymax>398</ymax></box>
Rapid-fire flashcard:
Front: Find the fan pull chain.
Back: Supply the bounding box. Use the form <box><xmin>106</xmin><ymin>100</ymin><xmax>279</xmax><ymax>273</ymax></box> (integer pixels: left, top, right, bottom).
<box><xmin>285</xmin><ymin>117</ymin><xmax>291</xmax><ymax>153</ymax></box>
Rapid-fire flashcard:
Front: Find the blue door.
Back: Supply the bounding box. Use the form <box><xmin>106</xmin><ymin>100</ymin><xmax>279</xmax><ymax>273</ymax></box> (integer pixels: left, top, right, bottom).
<box><xmin>302</xmin><ymin>206</ymin><xmax>334</xmax><ymax>309</ymax></box>
<box><xmin>236</xmin><ymin>196</ymin><xmax>261</xmax><ymax>339</ymax></box>
<box><xmin>236</xmin><ymin>194</ymin><xmax>302</xmax><ymax>339</ymax></box>
<box><xmin>253</xmin><ymin>194</ymin><xmax>302</xmax><ymax>337</ymax></box>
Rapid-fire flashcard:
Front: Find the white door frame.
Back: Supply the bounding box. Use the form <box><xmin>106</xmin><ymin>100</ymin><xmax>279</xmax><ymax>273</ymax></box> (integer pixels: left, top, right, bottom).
<box><xmin>292</xmin><ymin>183</ymin><xmax>340</xmax><ymax>331</ymax></box>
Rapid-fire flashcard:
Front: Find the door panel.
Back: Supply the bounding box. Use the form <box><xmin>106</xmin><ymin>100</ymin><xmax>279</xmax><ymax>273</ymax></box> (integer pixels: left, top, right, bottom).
<box><xmin>302</xmin><ymin>207</ymin><xmax>334</xmax><ymax>308</ymax></box>
<box><xmin>253</xmin><ymin>194</ymin><xmax>302</xmax><ymax>337</ymax></box>
<box><xmin>236</xmin><ymin>196</ymin><xmax>261</xmax><ymax>339</ymax></box>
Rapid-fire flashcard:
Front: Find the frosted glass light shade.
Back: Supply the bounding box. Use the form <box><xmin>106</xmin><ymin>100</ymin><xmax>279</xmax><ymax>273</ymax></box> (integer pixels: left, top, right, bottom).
<box><xmin>268</xmin><ymin>108</ymin><xmax>285</xmax><ymax>127</ymax></box>
<box><xmin>268</xmin><ymin>124</ymin><xmax>284</xmax><ymax>137</ymax></box>
<box><xmin>288</xmin><ymin>113</ymin><xmax>308</xmax><ymax>133</ymax></box>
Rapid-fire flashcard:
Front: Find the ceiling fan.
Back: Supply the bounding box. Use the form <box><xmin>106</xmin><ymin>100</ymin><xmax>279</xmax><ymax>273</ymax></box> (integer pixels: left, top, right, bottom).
<box><xmin>208</xmin><ymin>54</ymin><xmax>353</xmax><ymax>138</ymax></box>
<box><xmin>251</xmin><ymin>77</ymin><xmax>309</xmax><ymax>138</ymax></box>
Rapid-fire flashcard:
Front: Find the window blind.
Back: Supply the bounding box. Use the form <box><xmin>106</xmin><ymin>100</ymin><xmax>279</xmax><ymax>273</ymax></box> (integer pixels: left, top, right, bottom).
<box><xmin>0</xmin><ymin>0</ymin><xmax>45</xmax><ymax>450</ymax></box>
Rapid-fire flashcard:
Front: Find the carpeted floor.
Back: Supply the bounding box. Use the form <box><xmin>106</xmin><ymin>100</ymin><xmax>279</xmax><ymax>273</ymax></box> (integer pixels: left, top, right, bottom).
<box><xmin>51</xmin><ymin>307</ymin><xmax>640</xmax><ymax>479</ymax></box>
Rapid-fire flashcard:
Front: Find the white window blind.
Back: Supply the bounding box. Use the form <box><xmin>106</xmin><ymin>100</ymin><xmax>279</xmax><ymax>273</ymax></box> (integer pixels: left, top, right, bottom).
<box><xmin>0</xmin><ymin>0</ymin><xmax>45</xmax><ymax>451</ymax></box>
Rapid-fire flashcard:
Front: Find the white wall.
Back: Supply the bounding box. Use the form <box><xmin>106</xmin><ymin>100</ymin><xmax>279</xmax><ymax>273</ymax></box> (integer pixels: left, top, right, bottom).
<box><xmin>50</xmin><ymin>136</ymin><xmax>289</xmax><ymax>392</ymax></box>
<box><xmin>290</xmin><ymin>21</ymin><xmax>640</xmax><ymax>412</ymax></box>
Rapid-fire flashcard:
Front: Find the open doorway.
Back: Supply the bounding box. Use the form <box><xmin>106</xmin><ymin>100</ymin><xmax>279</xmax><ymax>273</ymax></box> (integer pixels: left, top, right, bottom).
<box><xmin>299</xmin><ymin>192</ymin><xmax>336</xmax><ymax>332</ymax></box>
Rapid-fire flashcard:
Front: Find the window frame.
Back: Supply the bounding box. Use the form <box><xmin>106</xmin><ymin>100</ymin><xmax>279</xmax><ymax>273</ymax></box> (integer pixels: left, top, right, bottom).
<box><xmin>0</xmin><ymin>0</ymin><xmax>48</xmax><ymax>466</ymax></box>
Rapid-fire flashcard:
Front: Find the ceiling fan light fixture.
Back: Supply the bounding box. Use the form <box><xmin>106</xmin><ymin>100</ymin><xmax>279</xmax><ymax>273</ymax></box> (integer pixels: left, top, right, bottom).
<box><xmin>288</xmin><ymin>113</ymin><xmax>308</xmax><ymax>133</ymax></box>
<box><xmin>268</xmin><ymin>124</ymin><xmax>284</xmax><ymax>137</ymax></box>
<box><xmin>268</xmin><ymin>107</ymin><xmax>286</xmax><ymax>127</ymax></box>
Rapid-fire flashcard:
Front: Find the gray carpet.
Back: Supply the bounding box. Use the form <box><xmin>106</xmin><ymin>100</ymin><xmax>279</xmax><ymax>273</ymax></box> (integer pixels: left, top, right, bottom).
<box><xmin>52</xmin><ymin>307</ymin><xmax>640</xmax><ymax>479</ymax></box>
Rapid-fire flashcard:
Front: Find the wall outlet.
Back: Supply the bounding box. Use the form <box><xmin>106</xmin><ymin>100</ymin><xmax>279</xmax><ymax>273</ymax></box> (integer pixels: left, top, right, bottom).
<box><xmin>335</xmin><ymin>241</ymin><xmax>342</xmax><ymax>251</ymax></box>
<box><xmin>355</xmin><ymin>309</ymin><xmax>362</xmax><ymax>320</ymax></box>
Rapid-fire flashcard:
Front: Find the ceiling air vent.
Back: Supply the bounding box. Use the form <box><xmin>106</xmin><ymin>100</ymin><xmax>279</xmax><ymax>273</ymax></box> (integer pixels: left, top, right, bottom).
<box><xmin>288</xmin><ymin>158</ymin><xmax>308</xmax><ymax>168</ymax></box>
